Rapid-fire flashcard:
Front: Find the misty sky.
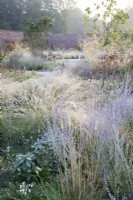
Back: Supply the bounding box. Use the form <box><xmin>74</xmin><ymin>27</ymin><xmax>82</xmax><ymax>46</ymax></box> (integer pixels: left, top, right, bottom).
<box><xmin>77</xmin><ymin>0</ymin><xmax>133</xmax><ymax>12</ymax></box>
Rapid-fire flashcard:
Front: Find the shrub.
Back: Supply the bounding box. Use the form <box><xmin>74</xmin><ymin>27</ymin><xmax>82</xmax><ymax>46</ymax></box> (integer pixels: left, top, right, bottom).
<box><xmin>81</xmin><ymin>0</ymin><xmax>133</xmax><ymax>75</ymax></box>
<box><xmin>2</xmin><ymin>51</ymin><xmax>25</xmax><ymax>70</ymax></box>
<box><xmin>21</xmin><ymin>54</ymin><xmax>45</xmax><ymax>70</ymax></box>
<box><xmin>2</xmin><ymin>50</ymin><xmax>59</xmax><ymax>71</ymax></box>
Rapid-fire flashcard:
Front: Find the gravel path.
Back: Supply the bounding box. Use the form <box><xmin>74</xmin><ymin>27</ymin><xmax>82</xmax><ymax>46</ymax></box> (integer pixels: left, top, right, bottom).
<box><xmin>64</xmin><ymin>59</ymin><xmax>87</xmax><ymax>68</ymax></box>
<box><xmin>35</xmin><ymin>59</ymin><xmax>87</xmax><ymax>76</ymax></box>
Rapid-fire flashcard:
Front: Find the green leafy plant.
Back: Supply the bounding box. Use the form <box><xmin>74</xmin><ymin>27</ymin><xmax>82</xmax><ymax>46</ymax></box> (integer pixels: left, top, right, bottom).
<box><xmin>14</xmin><ymin>152</ymin><xmax>38</xmax><ymax>182</ymax></box>
<box><xmin>14</xmin><ymin>133</ymin><xmax>58</xmax><ymax>184</ymax></box>
<box><xmin>85</xmin><ymin>0</ymin><xmax>129</xmax><ymax>46</ymax></box>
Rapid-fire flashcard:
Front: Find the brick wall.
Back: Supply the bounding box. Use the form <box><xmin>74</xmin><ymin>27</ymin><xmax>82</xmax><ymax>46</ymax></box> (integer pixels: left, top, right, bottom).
<box><xmin>0</xmin><ymin>30</ymin><xmax>86</xmax><ymax>49</ymax></box>
<box><xmin>0</xmin><ymin>29</ymin><xmax>23</xmax><ymax>44</ymax></box>
<box><xmin>48</xmin><ymin>33</ymin><xmax>85</xmax><ymax>49</ymax></box>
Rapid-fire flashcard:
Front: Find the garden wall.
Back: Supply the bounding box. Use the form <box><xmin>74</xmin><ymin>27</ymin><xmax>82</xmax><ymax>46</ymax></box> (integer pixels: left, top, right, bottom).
<box><xmin>0</xmin><ymin>29</ymin><xmax>23</xmax><ymax>44</ymax></box>
<box><xmin>48</xmin><ymin>33</ymin><xmax>85</xmax><ymax>49</ymax></box>
<box><xmin>0</xmin><ymin>30</ymin><xmax>86</xmax><ymax>49</ymax></box>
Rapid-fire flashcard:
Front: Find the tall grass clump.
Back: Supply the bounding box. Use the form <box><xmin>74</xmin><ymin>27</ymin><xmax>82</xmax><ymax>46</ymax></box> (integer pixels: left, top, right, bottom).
<box><xmin>1</xmin><ymin>70</ymin><xmax>38</xmax><ymax>82</ymax></box>
<box><xmin>43</xmin><ymin>77</ymin><xmax>133</xmax><ymax>200</ymax></box>
<box><xmin>1</xmin><ymin>71</ymin><xmax>133</xmax><ymax>199</ymax></box>
<box><xmin>12</xmin><ymin>84</ymin><xmax>132</xmax><ymax>199</ymax></box>
<box><xmin>1</xmin><ymin>72</ymin><xmax>95</xmax><ymax>153</ymax></box>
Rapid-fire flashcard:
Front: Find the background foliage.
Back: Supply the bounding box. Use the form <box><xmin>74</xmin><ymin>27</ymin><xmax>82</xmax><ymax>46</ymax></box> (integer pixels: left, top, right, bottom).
<box><xmin>0</xmin><ymin>0</ymin><xmax>87</xmax><ymax>34</ymax></box>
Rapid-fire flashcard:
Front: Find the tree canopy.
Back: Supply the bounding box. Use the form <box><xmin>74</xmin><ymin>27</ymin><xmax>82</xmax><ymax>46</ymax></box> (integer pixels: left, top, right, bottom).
<box><xmin>0</xmin><ymin>0</ymin><xmax>87</xmax><ymax>33</ymax></box>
